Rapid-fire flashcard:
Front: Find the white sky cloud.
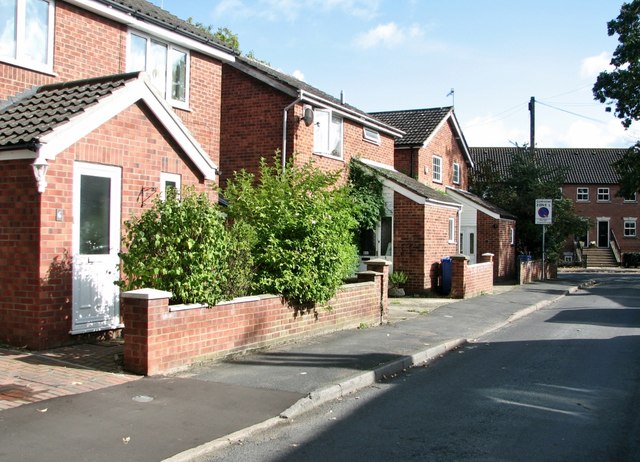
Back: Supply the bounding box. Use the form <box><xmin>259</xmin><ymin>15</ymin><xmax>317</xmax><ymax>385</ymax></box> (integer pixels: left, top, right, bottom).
<box><xmin>292</xmin><ymin>69</ymin><xmax>305</xmax><ymax>81</ymax></box>
<box><xmin>213</xmin><ymin>0</ymin><xmax>380</xmax><ymax>22</ymax></box>
<box><xmin>462</xmin><ymin>116</ymin><xmax>528</xmax><ymax>147</ymax></box>
<box><xmin>580</xmin><ymin>52</ymin><xmax>611</xmax><ymax>79</ymax></box>
<box><xmin>354</xmin><ymin>22</ymin><xmax>423</xmax><ymax>49</ymax></box>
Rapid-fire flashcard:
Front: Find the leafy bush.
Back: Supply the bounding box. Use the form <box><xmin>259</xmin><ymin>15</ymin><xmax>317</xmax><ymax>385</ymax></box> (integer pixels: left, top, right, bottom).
<box><xmin>117</xmin><ymin>187</ymin><xmax>230</xmax><ymax>306</ymax></box>
<box><xmin>348</xmin><ymin>159</ymin><xmax>386</xmax><ymax>231</ymax></box>
<box><xmin>623</xmin><ymin>252</ymin><xmax>640</xmax><ymax>268</ymax></box>
<box><xmin>224</xmin><ymin>154</ymin><xmax>359</xmax><ymax>304</ymax></box>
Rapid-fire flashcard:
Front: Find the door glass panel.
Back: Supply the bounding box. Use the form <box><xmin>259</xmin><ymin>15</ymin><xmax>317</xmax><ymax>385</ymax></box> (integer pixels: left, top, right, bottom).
<box><xmin>79</xmin><ymin>175</ymin><xmax>111</xmax><ymax>255</ymax></box>
<box><xmin>469</xmin><ymin>233</ymin><xmax>475</xmax><ymax>254</ymax></box>
<box><xmin>381</xmin><ymin>216</ymin><xmax>392</xmax><ymax>256</ymax></box>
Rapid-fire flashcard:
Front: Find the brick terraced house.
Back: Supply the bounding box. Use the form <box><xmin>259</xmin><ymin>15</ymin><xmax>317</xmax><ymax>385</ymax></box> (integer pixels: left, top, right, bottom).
<box><xmin>371</xmin><ymin>108</ymin><xmax>517</xmax><ymax>281</ymax></box>
<box><xmin>0</xmin><ymin>0</ymin><xmax>235</xmax><ymax>349</ymax></box>
<box><xmin>471</xmin><ymin>147</ymin><xmax>640</xmax><ymax>267</ymax></box>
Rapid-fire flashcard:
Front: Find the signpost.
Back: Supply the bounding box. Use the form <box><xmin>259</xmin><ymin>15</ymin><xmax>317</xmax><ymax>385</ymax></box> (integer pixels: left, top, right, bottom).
<box><xmin>535</xmin><ymin>199</ymin><xmax>553</xmax><ymax>280</ymax></box>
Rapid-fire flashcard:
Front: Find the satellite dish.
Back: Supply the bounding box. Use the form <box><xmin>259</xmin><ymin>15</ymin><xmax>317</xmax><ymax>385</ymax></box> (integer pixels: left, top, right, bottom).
<box><xmin>303</xmin><ymin>107</ymin><xmax>314</xmax><ymax>126</ymax></box>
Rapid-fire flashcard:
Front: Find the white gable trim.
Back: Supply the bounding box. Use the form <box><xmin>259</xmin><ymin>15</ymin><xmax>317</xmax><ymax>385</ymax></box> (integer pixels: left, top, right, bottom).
<box><xmin>421</xmin><ymin>109</ymin><xmax>474</xmax><ymax>168</ymax></box>
<box><xmin>446</xmin><ymin>187</ymin><xmax>500</xmax><ymax>219</ymax></box>
<box><xmin>65</xmin><ymin>0</ymin><xmax>235</xmax><ymax>63</ymax></box>
<box><xmin>38</xmin><ymin>73</ymin><xmax>218</xmax><ymax>179</ymax></box>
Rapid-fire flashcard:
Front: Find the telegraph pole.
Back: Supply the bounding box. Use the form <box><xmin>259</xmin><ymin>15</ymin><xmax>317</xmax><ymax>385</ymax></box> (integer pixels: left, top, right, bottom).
<box><xmin>528</xmin><ymin>96</ymin><xmax>535</xmax><ymax>156</ymax></box>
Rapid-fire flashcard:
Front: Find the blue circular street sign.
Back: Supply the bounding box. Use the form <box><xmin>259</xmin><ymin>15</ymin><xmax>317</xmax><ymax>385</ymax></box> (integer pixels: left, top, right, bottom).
<box><xmin>538</xmin><ymin>207</ymin><xmax>549</xmax><ymax>218</ymax></box>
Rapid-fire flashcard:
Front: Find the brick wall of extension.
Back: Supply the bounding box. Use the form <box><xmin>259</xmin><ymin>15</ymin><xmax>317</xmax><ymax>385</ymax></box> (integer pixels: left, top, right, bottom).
<box><xmin>121</xmin><ymin>261</ymin><xmax>390</xmax><ymax>376</ymax></box>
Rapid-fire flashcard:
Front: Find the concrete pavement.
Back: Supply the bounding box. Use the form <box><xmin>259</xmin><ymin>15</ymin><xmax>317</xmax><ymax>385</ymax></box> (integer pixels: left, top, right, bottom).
<box><xmin>0</xmin><ymin>273</ymin><xmax>598</xmax><ymax>461</ymax></box>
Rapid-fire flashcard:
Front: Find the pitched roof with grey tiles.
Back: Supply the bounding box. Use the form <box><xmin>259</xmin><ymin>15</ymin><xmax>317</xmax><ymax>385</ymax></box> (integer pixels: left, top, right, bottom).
<box><xmin>357</xmin><ymin>160</ymin><xmax>461</xmax><ymax>207</ymax></box>
<box><xmin>95</xmin><ymin>0</ymin><xmax>233</xmax><ymax>51</ymax></box>
<box><xmin>232</xmin><ymin>56</ymin><xmax>404</xmax><ymax>136</ymax></box>
<box><xmin>0</xmin><ymin>72</ymin><xmax>140</xmax><ymax>149</ymax></box>
<box><xmin>470</xmin><ymin>147</ymin><xmax>628</xmax><ymax>184</ymax></box>
<box><xmin>368</xmin><ymin>107</ymin><xmax>453</xmax><ymax>146</ymax></box>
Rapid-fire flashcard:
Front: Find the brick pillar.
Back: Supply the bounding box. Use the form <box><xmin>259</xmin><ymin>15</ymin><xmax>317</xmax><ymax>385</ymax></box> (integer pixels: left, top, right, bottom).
<box><xmin>450</xmin><ymin>254</ymin><xmax>468</xmax><ymax>299</ymax></box>
<box><xmin>121</xmin><ymin>288</ymin><xmax>172</xmax><ymax>375</ymax></box>
<box><xmin>480</xmin><ymin>252</ymin><xmax>494</xmax><ymax>264</ymax></box>
<box><xmin>364</xmin><ymin>259</ymin><xmax>390</xmax><ymax>323</ymax></box>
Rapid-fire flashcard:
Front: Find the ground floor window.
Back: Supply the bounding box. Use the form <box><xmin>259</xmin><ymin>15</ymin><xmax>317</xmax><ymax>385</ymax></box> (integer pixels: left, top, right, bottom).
<box><xmin>624</xmin><ymin>218</ymin><xmax>637</xmax><ymax>237</ymax></box>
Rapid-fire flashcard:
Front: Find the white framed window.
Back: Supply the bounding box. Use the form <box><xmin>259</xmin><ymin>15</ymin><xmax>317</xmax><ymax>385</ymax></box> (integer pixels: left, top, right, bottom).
<box><xmin>313</xmin><ymin>109</ymin><xmax>343</xmax><ymax>158</ymax></box>
<box><xmin>363</xmin><ymin>127</ymin><xmax>381</xmax><ymax>145</ymax></box>
<box><xmin>624</xmin><ymin>218</ymin><xmax>637</xmax><ymax>237</ymax></box>
<box><xmin>452</xmin><ymin>162</ymin><xmax>460</xmax><ymax>185</ymax></box>
<box><xmin>128</xmin><ymin>31</ymin><xmax>189</xmax><ymax>108</ymax></box>
<box><xmin>624</xmin><ymin>192</ymin><xmax>637</xmax><ymax>202</ymax></box>
<box><xmin>576</xmin><ymin>187</ymin><xmax>589</xmax><ymax>202</ymax></box>
<box><xmin>597</xmin><ymin>187</ymin><xmax>610</xmax><ymax>202</ymax></box>
<box><xmin>510</xmin><ymin>227</ymin><xmax>515</xmax><ymax>245</ymax></box>
<box><xmin>0</xmin><ymin>0</ymin><xmax>55</xmax><ymax>73</ymax></box>
<box><xmin>448</xmin><ymin>217</ymin><xmax>455</xmax><ymax>243</ymax></box>
<box><xmin>160</xmin><ymin>172</ymin><xmax>181</xmax><ymax>200</ymax></box>
<box><xmin>432</xmin><ymin>156</ymin><xmax>442</xmax><ymax>183</ymax></box>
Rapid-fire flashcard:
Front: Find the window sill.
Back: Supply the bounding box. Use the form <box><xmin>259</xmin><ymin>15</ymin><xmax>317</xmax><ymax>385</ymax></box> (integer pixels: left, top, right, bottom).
<box><xmin>313</xmin><ymin>152</ymin><xmax>344</xmax><ymax>162</ymax></box>
<box><xmin>0</xmin><ymin>57</ymin><xmax>56</xmax><ymax>76</ymax></box>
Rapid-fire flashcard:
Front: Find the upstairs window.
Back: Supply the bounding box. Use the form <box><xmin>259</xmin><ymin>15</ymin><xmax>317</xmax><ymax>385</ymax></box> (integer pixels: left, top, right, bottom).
<box><xmin>576</xmin><ymin>187</ymin><xmax>589</xmax><ymax>202</ymax></box>
<box><xmin>128</xmin><ymin>31</ymin><xmax>189</xmax><ymax>107</ymax></box>
<box><xmin>363</xmin><ymin>127</ymin><xmax>381</xmax><ymax>145</ymax></box>
<box><xmin>0</xmin><ymin>0</ymin><xmax>54</xmax><ymax>72</ymax></box>
<box><xmin>624</xmin><ymin>192</ymin><xmax>637</xmax><ymax>202</ymax></box>
<box><xmin>432</xmin><ymin>156</ymin><xmax>442</xmax><ymax>183</ymax></box>
<box><xmin>313</xmin><ymin>109</ymin><xmax>343</xmax><ymax>159</ymax></box>
<box><xmin>452</xmin><ymin>162</ymin><xmax>460</xmax><ymax>185</ymax></box>
<box><xmin>597</xmin><ymin>187</ymin><xmax>610</xmax><ymax>202</ymax></box>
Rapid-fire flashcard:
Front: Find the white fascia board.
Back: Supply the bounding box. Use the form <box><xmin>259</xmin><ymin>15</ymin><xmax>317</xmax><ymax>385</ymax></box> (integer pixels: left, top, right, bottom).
<box><xmin>446</xmin><ymin>187</ymin><xmax>500</xmax><ymax>219</ymax></box>
<box><xmin>64</xmin><ymin>0</ymin><xmax>235</xmax><ymax>63</ymax></box>
<box><xmin>381</xmin><ymin>178</ymin><xmax>426</xmax><ymax>205</ymax></box>
<box><xmin>0</xmin><ymin>149</ymin><xmax>37</xmax><ymax>160</ymax></box>
<box><xmin>39</xmin><ymin>75</ymin><xmax>218</xmax><ymax>179</ymax></box>
<box><xmin>300</xmin><ymin>94</ymin><xmax>405</xmax><ymax>138</ymax></box>
<box><xmin>359</xmin><ymin>157</ymin><xmax>395</xmax><ymax>171</ymax></box>
<box><xmin>448</xmin><ymin>112</ymin><xmax>474</xmax><ymax>168</ymax></box>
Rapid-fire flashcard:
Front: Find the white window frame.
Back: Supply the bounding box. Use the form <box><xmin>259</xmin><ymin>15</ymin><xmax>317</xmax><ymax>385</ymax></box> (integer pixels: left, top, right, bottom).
<box><xmin>624</xmin><ymin>192</ymin><xmax>637</xmax><ymax>203</ymax></box>
<box><xmin>0</xmin><ymin>0</ymin><xmax>55</xmax><ymax>73</ymax></box>
<box><xmin>448</xmin><ymin>217</ymin><xmax>455</xmax><ymax>243</ymax></box>
<box><xmin>510</xmin><ymin>227</ymin><xmax>515</xmax><ymax>245</ymax></box>
<box><xmin>160</xmin><ymin>172</ymin><xmax>181</xmax><ymax>200</ymax></box>
<box><xmin>597</xmin><ymin>187</ymin><xmax>610</xmax><ymax>202</ymax></box>
<box><xmin>127</xmin><ymin>30</ymin><xmax>190</xmax><ymax>109</ymax></box>
<box><xmin>452</xmin><ymin>162</ymin><xmax>460</xmax><ymax>185</ymax></box>
<box><xmin>576</xmin><ymin>187</ymin><xmax>589</xmax><ymax>202</ymax></box>
<box><xmin>624</xmin><ymin>217</ymin><xmax>637</xmax><ymax>237</ymax></box>
<box><xmin>313</xmin><ymin>108</ymin><xmax>343</xmax><ymax>159</ymax></box>
<box><xmin>363</xmin><ymin>127</ymin><xmax>381</xmax><ymax>145</ymax></box>
<box><xmin>432</xmin><ymin>156</ymin><xmax>442</xmax><ymax>183</ymax></box>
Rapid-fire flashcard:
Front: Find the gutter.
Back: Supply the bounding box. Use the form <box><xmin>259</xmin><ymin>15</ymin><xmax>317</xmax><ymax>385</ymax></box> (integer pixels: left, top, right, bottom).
<box><xmin>281</xmin><ymin>90</ymin><xmax>305</xmax><ymax>171</ymax></box>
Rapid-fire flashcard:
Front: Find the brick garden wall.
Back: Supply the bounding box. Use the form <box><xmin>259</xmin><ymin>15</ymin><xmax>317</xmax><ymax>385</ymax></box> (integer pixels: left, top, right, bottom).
<box><xmin>450</xmin><ymin>254</ymin><xmax>494</xmax><ymax>299</ymax></box>
<box><xmin>519</xmin><ymin>260</ymin><xmax>558</xmax><ymax>284</ymax></box>
<box><xmin>122</xmin><ymin>263</ymin><xmax>389</xmax><ymax>376</ymax></box>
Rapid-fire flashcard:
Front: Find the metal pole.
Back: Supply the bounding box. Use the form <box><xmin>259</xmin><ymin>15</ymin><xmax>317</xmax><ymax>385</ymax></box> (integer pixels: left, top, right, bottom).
<box><xmin>542</xmin><ymin>224</ymin><xmax>546</xmax><ymax>281</ymax></box>
<box><xmin>529</xmin><ymin>96</ymin><xmax>535</xmax><ymax>157</ymax></box>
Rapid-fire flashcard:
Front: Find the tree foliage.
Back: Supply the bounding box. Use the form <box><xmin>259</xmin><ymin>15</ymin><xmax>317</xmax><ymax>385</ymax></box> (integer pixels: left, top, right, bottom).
<box><xmin>593</xmin><ymin>0</ymin><xmax>640</xmax><ymax>195</ymax></box>
<box><xmin>224</xmin><ymin>154</ymin><xmax>359</xmax><ymax>305</ymax></box>
<box><xmin>117</xmin><ymin>188</ymin><xmax>230</xmax><ymax>306</ymax></box>
<box><xmin>348</xmin><ymin>160</ymin><xmax>386</xmax><ymax>231</ymax></box>
<box><xmin>470</xmin><ymin>148</ymin><xmax>588</xmax><ymax>261</ymax></box>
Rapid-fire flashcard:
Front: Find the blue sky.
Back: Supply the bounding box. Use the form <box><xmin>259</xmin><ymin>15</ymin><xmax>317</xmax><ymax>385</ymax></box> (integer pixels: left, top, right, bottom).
<box><xmin>151</xmin><ymin>0</ymin><xmax>637</xmax><ymax>148</ymax></box>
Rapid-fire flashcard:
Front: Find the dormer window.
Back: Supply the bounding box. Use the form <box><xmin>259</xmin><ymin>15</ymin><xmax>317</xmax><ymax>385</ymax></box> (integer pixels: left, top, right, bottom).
<box><xmin>0</xmin><ymin>0</ymin><xmax>55</xmax><ymax>73</ymax></box>
<box><xmin>128</xmin><ymin>31</ymin><xmax>189</xmax><ymax>108</ymax></box>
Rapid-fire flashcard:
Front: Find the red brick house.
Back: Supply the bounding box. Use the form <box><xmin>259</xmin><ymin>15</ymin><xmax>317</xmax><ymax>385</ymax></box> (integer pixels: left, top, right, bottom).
<box><xmin>371</xmin><ymin>108</ymin><xmax>517</xmax><ymax>281</ymax></box>
<box><xmin>470</xmin><ymin>147</ymin><xmax>640</xmax><ymax>266</ymax></box>
<box><xmin>0</xmin><ymin>0</ymin><xmax>234</xmax><ymax>349</ymax></box>
<box><xmin>220</xmin><ymin>56</ymin><xmax>404</xmax><ymax>186</ymax></box>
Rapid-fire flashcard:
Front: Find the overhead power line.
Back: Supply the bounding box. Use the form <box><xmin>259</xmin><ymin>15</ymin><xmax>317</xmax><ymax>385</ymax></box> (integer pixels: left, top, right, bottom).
<box><xmin>535</xmin><ymin>99</ymin><xmax>608</xmax><ymax>124</ymax></box>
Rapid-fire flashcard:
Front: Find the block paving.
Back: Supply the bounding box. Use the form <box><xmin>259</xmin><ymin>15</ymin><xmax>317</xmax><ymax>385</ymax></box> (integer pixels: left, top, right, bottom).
<box><xmin>0</xmin><ymin>341</ymin><xmax>140</xmax><ymax>411</ymax></box>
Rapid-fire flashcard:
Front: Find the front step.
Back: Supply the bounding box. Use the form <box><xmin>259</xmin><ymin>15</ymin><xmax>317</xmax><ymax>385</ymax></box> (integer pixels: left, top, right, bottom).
<box><xmin>583</xmin><ymin>248</ymin><xmax>619</xmax><ymax>268</ymax></box>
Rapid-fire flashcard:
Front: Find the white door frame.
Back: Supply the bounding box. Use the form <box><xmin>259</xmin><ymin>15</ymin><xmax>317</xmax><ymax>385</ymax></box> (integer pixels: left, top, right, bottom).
<box><xmin>71</xmin><ymin>162</ymin><xmax>122</xmax><ymax>334</ymax></box>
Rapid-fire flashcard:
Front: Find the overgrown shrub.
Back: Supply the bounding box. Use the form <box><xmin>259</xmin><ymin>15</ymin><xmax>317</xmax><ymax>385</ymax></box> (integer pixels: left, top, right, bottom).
<box><xmin>224</xmin><ymin>154</ymin><xmax>359</xmax><ymax>305</ymax></box>
<box><xmin>117</xmin><ymin>187</ymin><xmax>230</xmax><ymax>306</ymax></box>
<box><xmin>623</xmin><ymin>252</ymin><xmax>640</xmax><ymax>267</ymax></box>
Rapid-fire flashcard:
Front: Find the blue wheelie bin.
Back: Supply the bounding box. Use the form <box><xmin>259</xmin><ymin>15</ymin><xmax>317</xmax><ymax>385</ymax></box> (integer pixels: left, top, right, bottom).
<box><xmin>440</xmin><ymin>257</ymin><xmax>452</xmax><ymax>295</ymax></box>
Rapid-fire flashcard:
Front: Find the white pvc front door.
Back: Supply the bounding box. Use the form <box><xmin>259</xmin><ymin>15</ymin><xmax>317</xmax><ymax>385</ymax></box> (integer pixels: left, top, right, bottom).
<box><xmin>461</xmin><ymin>226</ymin><xmax>476</xmax><ymax>264</ymax></box>
<box><xmin>72</xmin><ymin>162</ymin><xmax>122</xmax><ymax>334</ymax></box>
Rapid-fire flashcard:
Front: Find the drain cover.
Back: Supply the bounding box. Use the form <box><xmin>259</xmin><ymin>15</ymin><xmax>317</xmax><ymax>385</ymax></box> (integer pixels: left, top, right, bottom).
<box><xmin>132</xmin><ymin>395</ymin><xmax>154</xmax><ymax>403</ymax></box>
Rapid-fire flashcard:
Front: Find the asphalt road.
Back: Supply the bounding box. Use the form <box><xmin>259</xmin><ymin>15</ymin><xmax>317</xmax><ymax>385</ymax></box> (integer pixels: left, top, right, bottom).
<box><xmin>199</xmin><ymin>273</ymin><xmax>640</xmax><ymax>462</ymax></box>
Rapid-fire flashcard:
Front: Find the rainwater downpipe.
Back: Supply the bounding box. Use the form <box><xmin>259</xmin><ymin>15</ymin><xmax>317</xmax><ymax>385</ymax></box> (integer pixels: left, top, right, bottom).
<box><xmin>281</xmin><ymin>90</ymin><xmax>305</xmax><ymax>171</ymax></box>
